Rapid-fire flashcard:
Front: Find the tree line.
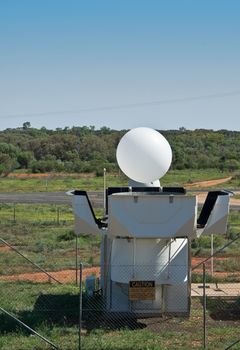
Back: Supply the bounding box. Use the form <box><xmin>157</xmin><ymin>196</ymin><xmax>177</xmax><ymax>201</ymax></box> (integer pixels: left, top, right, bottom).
<box><xmin>0</xmin><ymin>123</ymin><xmax>240</xmax><ymax>176</ymax></box>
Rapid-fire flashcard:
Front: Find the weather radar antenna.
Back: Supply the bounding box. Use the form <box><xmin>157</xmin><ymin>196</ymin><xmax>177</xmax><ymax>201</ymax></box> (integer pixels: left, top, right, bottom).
<box><xmin>69</xmin><ymin>126</ymin><xmax>231</xmax><ymax>317</ymax></box>
<box><xmin>116</xmin><ymin>127</ymin><xmax>172</xmax><ymax>186</ymax></box>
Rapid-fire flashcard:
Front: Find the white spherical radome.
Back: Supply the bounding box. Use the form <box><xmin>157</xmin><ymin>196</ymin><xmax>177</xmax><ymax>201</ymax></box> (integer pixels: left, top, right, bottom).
<box><xmin>116</xmin><ymin>127</ymin><xmax>172</xmax><ymax>183</ymax></box>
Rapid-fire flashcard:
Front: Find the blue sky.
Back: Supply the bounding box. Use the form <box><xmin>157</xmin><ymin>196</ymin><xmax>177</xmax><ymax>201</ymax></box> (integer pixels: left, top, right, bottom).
<box><xmin>0</xmin><ymin>0</ymin><xmax>239</xmax><ymax>130</ymax></box>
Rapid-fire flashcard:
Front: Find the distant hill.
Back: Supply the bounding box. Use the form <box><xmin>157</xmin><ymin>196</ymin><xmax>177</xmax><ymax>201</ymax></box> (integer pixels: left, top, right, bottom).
<box><xmin>0</xmin><ymin>125</ymin><xmax>240</xmax><ymax>176</ymax></box>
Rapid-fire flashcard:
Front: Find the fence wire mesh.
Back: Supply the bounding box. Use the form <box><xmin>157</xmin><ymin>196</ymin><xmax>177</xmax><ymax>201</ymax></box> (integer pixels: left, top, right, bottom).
<box><xmin>79</xmin><ymin>259</ymin><xmax>240</xmax><ymax>350</ymax></box>
<box><xmin>0</xmin><ymin>204</ymin><xmax>79</xmax><ymax>350</ymax></box>
<box><xmin>0</xmin><ymin>203</ymin><xmax>240</xmax><ymax>349</ymax></box>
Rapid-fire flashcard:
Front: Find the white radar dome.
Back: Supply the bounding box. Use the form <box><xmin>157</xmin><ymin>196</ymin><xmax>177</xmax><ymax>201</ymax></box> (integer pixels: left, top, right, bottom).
<box><xmin>116</xmin><ymin>127</ymin><xmax>172</xmax><ymax>183</ymax></box>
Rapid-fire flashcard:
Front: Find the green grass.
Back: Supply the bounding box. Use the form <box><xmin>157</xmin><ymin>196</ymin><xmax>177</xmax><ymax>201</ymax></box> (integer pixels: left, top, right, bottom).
<box><xmin>0</xmin><ymin>328</ymin><xmax>79</xmax><ymax>350</ymax></box>
<box><xmin>0</xmin><ymin>281</ymin><xmax>80</xmax><ymax>350</ymax></box>
<box><xmin>0</xmin><ymin>203</ymin><xmax>239</xmax><ymax>276</ymax></box>
<box><xmin>0</xmin><ymin>204</ymin><xmax>101</xmax><ymax>275</ymax></box>
<box><xmin>229</xmin><ymin>211</ymin><xmax>240</xmax><ymax>226</ymax></box>
<box><xmin>1</xmin><ymin>325</ymin><xmax>239</xmax><ymax>350</ymax></box>
<box><xmin>0</xmin><ymin>169</ymin><xmax>233</xmax><ymax>193</ymax></box>
<box><xmin>0</xmin><ymin>173</ymin><xmax>127</xmax><ymax>192</ymax></box>
<box><xmin>0</xmin><ymin>203</ymin><xmax>74</xmax><ymax>225</ymax></box>
<box><xmin>162</xmin><ymin>168</ymin><xmax>230</xmax><ymax>187</ymax></box>
<box><xmin>0</xmin><ymin>282</ymin><xmax>239</xmax><ymax>350</ymax></box>
<box><xmin>215</xmin><ymin>258</ymin><xmax>240</xmax><ymax>272</ymax></box>
<box><xmin>0</xmin><ymin>172</ymin><xmax>240</xmax><ymax>349</ymax></box>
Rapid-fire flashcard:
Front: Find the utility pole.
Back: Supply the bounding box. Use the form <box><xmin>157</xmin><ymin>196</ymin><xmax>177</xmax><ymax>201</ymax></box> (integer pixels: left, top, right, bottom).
<box><xmin>103</xmin><ymin>168</ymin><xmax>106</xmax><ymax>215</ymax></box>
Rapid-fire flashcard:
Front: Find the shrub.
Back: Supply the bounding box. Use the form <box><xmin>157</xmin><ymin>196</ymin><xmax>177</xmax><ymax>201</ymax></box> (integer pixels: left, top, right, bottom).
<box><xmin>57</xmin><ymin>230</ymin><xmax>75</xmax><ymax>241</ymax></box>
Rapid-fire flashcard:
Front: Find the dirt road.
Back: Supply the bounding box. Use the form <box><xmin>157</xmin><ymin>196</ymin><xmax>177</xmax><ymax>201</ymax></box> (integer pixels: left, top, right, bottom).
<box><xmin>185</xmin><ymin>176</ymin><xmax>232</xmax><ymax>189</ymax></box>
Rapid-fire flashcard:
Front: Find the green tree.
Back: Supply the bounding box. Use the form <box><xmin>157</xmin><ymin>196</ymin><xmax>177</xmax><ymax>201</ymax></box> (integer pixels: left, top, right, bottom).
<box><xmin>17</xmin><ymin>151</ymin><xmax>35</xmax><ymax>168</ymax></box>
<box><xmin>0</xmin><ymin>154</ymin><xmax>19</xmax><ymax>176</ymax></box>
<box><xmin>22</xmin><ymin>121</ymin><xmax>31</xmax><ymax>129</ymax></box>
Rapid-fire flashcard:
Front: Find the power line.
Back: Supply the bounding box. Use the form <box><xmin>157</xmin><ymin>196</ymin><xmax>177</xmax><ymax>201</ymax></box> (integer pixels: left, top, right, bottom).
<box><xmin>1</xmin><ymin>89</ymin><xmax>240</xmax><ymax>119</ymax></box>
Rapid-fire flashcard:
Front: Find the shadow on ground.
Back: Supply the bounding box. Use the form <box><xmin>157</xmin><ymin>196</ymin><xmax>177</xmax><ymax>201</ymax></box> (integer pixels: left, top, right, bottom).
<box><xmin>206</xmin><ymin>297</ymin><xmax>240</xmax><ymax>321</ymax></box>
<box><xmin>0</xmin><ymin>293</ymin><xmax>148</xmax><ymax>334</ymax></box>
<box><xmin>0</xmin><ymin>293</ymin><xmax>79</xmax><ymax>334</ymax></box>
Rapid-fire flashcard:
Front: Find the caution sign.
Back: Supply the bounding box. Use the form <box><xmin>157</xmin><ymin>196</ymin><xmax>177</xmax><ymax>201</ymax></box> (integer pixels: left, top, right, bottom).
<box><xmin>129</xmin><ymin>280</ymin><xmax>155</xmax><ymax>301</ymax></box>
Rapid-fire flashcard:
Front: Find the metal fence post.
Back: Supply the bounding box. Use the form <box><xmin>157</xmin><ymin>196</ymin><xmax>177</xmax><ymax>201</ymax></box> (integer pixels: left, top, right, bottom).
<box><xmin>75</xmin><ymin>236</ymin><xmax>78</xmax><ymax>285</ymax></box>
<box><xmin>57</xmin><ymin>207</ymin><xmax>60</xmax><ymax>225</ymax></box>
<box><xmin>13</xmin><ymin>203</ymin><xmax>16</xmax><ymax>223</ymax></box>
<box><xmin>103</xmin><ymin>167</ymin><xmax>106</xmax><ymax>216</ymax></box>
<box><xmin>203</xmin><ymin>262</ymin><xmax>207</xmax><ymax>348</ymax></box>
<box><xmin>79</xmin><ymin>263</ymin><xmax>83</xmax><ymax>350</ymax></box>
<box><xmin>211</xmin><ymin>234</ymin><xmax>214</xmax><ymax>276</ymax></box>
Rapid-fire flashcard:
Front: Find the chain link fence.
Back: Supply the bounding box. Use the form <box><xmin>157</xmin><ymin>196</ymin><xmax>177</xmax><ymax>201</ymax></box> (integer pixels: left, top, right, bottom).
<box><xmin>191</xmin><ymin>234</ymin><xmax>240</xmax><ymax>350</ymax></box>
<box><xmin>77</xmin><ymin>259</ymin><xmax>240</xmax><ymax>350</ymax></box>
<box><xmin>0</xmin><ymin>203</ymin><xmax>79</xmax><ymax>349</ymax></box>
<box><xmin>0</xmin><ymin>203</ymin><xmax>240</xmax><ymax>349</ymax></box>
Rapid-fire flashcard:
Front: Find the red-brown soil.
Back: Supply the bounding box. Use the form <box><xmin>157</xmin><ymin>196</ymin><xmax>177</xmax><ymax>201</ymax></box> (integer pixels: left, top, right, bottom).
<box><xmin>192</xmin><ymin>256</ymin><xmax>240</xmax><ymax>279</ymax></box>
<box><xmin>0</xmin><ymin>245</ymin><xmax>11</xmax><ymax>252</ymax></box>
<box><xmin>7</xmin><ymin>172</ymin><xmax>95</xmax><ymax>179</ymax></box>
<box><xmin>185</xmin><ymin>177</ymin><xmax>232</xmax><ymax>189</ymax></box>
<box><xmin>0</xmin><ymin>267</ymin><xmax>100</xmax><ymax>284</ymax></box>
<box><xmin>0</xmin><ymin>257</ymin><xmax>239</xmax><ymax>283</ymax></box>
<box><xmin>191</xmin><ymin>256</ymin><xmax>228</xmax><ymax>266</ymax></box>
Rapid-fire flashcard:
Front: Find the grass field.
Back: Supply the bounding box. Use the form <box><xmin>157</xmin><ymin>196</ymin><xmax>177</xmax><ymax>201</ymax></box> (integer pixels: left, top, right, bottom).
<box><xmin>0</xmin><ymin>220</ymin><xmax>101</xmax><ymax>276</ymax></box>
<box><xmin>0</xmin><ymin>198</ymin><xmax>239</xmax><ymax>276</ymax></box>
<box><xmin>0</xmin><ymin>168</ymin><xmax>235</xmax><ymax>192</ymax></box>
<box><xmin>0</xmin><ymin>280</ymin><xmax>240</xmax><ymax>350</ymax></box>
<box><xmin>0</xmin><ymin>170</ymin><xmax>240</xmax><ymax>349</ymax></box>
<box><xmin>0</xmin><ymin>204</ymin><xmax>239</xmax><ymax>349</ymax></box>
<box><xmin>0</xmin><ymin>202</ymin><xmax>239</xmax><ymax>274</ymax></box>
